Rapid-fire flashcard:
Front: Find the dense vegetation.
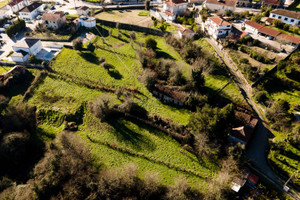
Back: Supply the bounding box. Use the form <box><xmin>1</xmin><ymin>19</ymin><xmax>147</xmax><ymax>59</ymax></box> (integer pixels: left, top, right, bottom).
<box><xmin>5</xmin><ymin>19</ymin><xmax>26</xmax><ymax>38</ymax></box>
<box><xmin>256</xmin><ymin>50</ymin><xmax>300</xmax><ymax>187</ymax></box>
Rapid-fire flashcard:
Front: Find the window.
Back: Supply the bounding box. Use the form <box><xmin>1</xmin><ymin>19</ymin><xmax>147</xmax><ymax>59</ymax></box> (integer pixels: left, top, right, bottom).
<box><xmin>278</xmin><ymin>16</ymin><xmax>281</xmax><ymax>19</ymax></box>
<box><xmin>284</xmin><ymin>17</ymin><xmax>288</xmax><ymax>21</ymax></box>
<box><xmin>272</xmin><ymin>14</ymin><xmax>275</xmax><ymax>17</ymax></box>
<box><xmin>291</xmin><ymin>19</ymin><xmax>294</xmax><ymax>22</ymax></box>
<box><xmin>227</xmin><ymin>25</ymin><xmax>230</xmax><ymax>27</ymax></box>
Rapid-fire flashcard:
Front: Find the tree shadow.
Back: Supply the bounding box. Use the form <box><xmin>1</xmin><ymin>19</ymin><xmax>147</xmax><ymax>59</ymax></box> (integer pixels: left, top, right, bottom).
<box><xmin>156</xmin><ymin>49</ymin><xmax>175</xmax><ymax>60</ymax></box>
<box><xmin>284</xmin><ymin>150</ymin><xmax>300</xmax><ymax>162</ymax></box>
<box><xmin>109</xmin><ymin>119</ymin><xmax>156</xmax><ymax>152</ymax></box>
<box><xmin>94</xmin><ymin>25</ymin><xmax>109</xmax><ymax>37</ymax></box>
<box><xmin>2</xmin><ymin>70</ymin><xmax>35</xmax><ymax>99</ymax></box>
<box><xmin>79</xmin><ymin>51</ymin><xmax>100</xmax><ymax>64</ymax></box>
<box><xmin>112</xmin><ymin>35</ymin><xmax>129</xmax><ymax>43</ymax></box>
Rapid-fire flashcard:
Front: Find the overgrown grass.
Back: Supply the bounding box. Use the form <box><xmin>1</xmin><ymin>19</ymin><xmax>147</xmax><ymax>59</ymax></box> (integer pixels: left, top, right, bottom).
<box><xmin>0</xmin><ymin>0</ymin><xmax>8</xmax><ymax>8</ymax></box>
<box><xmin>0</xmin><ymin>66</ymin><xmax>11</xmax><ymax>74</ymax></box>
<box><xmin>30</xmin><ymin>32</ymin><xmax>71</xmax><ymax>40</ymax></box>
<box><xmin>138</xmin><ymin>10</ymin><xmax>149</xmax><ymax>16</ymax></box>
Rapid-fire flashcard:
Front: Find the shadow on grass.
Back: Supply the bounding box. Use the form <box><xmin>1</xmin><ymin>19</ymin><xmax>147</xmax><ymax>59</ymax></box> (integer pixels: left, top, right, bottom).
<box><xmin>156</xmin><ymin>49</ymin><xmax>175</xmax><ymax>60</ymax></box>
<box><xmin>2</xmin><ymin>71</ymin><xmax>35</xmax><ymax>99</ymax></box>
<box><xmin>112</xmin><ymin>35</ymin><xmax>129</xmax><ymax>43</ymax></box>
<box><xmin>94</xmin><ymin>25</ymin><xmax>109</xmax><ymax>37</ymax></box>
<box><xmin>79</xmin><ymin>51</ymin><xmax>100</xmax><ymax>64</ymax></box>
<box><xmin>109</xmin><ymin>118</ymin><xmax>156</xmax><ymax>152</ymax></box>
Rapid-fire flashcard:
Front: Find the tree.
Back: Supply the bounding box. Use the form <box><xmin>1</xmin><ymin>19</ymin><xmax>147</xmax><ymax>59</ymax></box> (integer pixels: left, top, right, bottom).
<box><xmin>189</xmin><ymin>67</ymin><xmax>205</xmax><ymax>92</ymax></box>
<box><xmin>145</xmin><ymin>38</ymin><xmax>157</xmax><ymax>50</ymax></box>
<box><xmin>273</xmin><ymin>19</ymin><xmax>283</xmax><ymax>29</ymax></box>
<box><xmin>225</xmin><ymin>10</ymin><xmax>233</xmax><ymax>17</ymax></box>
<box><xmin>72</xmin><ymin>37</ymin><xmax>83</xmax><ymax>51</ymax></box>
<box><xmin>145</xmin><ymin>0</ymin><xmax>150</xmax><ymax>10</ymax></box>
<box><xmin>283</xmin><ymin>23</ymin><xmax>290</xmax><ymax>31</ymax></box>
<box><xmin>88</xmin><ymin>95</ymin><xmax>116</xmax><ymax>121</ymax></box>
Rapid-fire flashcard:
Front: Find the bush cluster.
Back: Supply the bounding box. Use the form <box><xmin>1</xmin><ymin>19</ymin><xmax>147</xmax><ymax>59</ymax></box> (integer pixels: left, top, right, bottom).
<box><xmin>239</xmin><ymin>45</ymin><xmax>274</xmax><ymax>64</ymax></box>
<box><xmin>5</xmin><ymin>19</ymin><xmax>26</xmax><ymax>38</ymax></box>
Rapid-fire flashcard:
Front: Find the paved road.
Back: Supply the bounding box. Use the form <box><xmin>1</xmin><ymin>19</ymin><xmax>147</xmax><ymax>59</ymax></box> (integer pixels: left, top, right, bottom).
<box><xmin>205</xmin><ymin>37</ymin><xmax>300</xmax><ymax>200</ymax></box>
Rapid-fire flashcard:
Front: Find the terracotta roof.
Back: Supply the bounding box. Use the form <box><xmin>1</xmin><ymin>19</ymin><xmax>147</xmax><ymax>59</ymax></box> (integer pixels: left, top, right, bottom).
<box><xmin>165</xmin><ymin>0</ymin><xmax>187</xmax><ymax>6</ymax></box>
<box><xmin>42</xmin><ymin>12</ymin><xmax>64</xmax><ymax>21</ymax></box>
<box><xmin>208</xmin><ymin>17</ymin><xmax>231</xmax><ymax>26</ymax></box>
<box><xmin>258</xmin><ymin>26</ymin><xmax>281</xmax><ymax>37</ymax></box>
<box><xmin>277</xmin><ymin>33</ymin><xmax>300</xmax><ymax>44</ymax></box>
<box><xmin>78</xmin><ymin>6</ymin><xmax>89</xmax><ymax>11</ymax></box>
<box><xmin>247</xmin><ymin>173</ymin><xmax>259</xmax><ymax>185</ymax></box>
<box><xmin>19</xmin><ymin>2</ymin><xmax>41</xmax><ymax>13</ymax></box>
<box><xmin>179</xmin><ymin>28</ymin><xmax>195</xmax><ymax>34</ymax></box>
<box><xmin>164</xmin><ymin>11</ymin><xmax>175</xmax><ymax>16</ymax></box>
<box><xmin>8</xmin><ymin>0</ymin><xmax>24</xmax><ymax>7</ymax></box>
<box><xmin>206</xmin><ymin>0</ymin><xmax>238</xmax><ymax>7</ymax></box>
<box><xmin>244</xmin><ymin>20</ymin><xmax>264</xmax><ymax>30</ymax></box>
<box><xmin>271</xmin><ymin>9</ymin><xmax>300</xmax><ymax>20</ymax></box>
<box><xmin>263</xmin><ymin>0</ymin><xmax>280</xmax><ymax>6</ymax></box>
<box><xmin>231</xmin><ymin>125</ymin><xmax>254</xmax><ymax>143</ymax></box>
<box><xmin>265</xmin><ymin>17</ymin><xmax>274</xmax><ymax>24</ymax></box>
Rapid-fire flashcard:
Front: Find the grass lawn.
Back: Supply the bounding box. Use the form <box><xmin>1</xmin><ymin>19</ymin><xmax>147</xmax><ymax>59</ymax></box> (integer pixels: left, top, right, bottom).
<box><xmin>20</xmin><ymin>25</ymin><xmax>244</xmax><ymax>190</ymax></box>
<box><xmin>29</xmin><ymin>32</ymin><xmax>71</xmax><ymax>40</ymax></box>
<box><xmin>138</xmin><ymin>10</ymin><xmax>149</xmax><ymax>16</ymax></box>
<box><xmin>0</xmin><ymin>66</ymin><xmax>12</xmax><ymax>74</ymax></box>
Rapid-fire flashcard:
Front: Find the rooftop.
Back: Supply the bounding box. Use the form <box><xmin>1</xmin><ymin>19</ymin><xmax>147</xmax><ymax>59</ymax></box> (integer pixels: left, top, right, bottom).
<box><xmin>11</xmin><ymin>50</ymin><xmax>28</xmax><ymax>57</ymax></box>
<box><xmin>8</xmin><ymin>0</ymin><xmax>24</xmax><ymax>7</ymax></box>
<box><xmin>258</xmin><ymin>26</ymin><xmax>281</xmax><ymax>37</ymax></box>
<box><xmin>277</xmin><ymin>33</ymin><xmax>300</xmax><ymax>44</ymax></box>
<box><xmin>271</xmin><ymin>9</ymin><xmax>300</xmax><ymax>20</ymax></box>
<box><xmin>208</xmin><ymin>17</ymin><xmax>231</xmax><ymax>26</ymax></box>
<box><xmin>206</xmin><ymin>0</ymin><xmax>238</xmax><ymax>7</ymax></box>
<box><xmin>77</xmin><ymin>6</ymin><xmax>89</xmax><ymax>11</ymax></box>
<box><xmin>165</xmin><ymin>0</ymin><xmax>187</xmax><ymax>6</ymax></box>
<box><xmin>42</xmin><ymin>11</ymin><xmax>65</xmax><ymax>21</ymax></box>
<box><xmin>244</xmin><ymin>20</ymin><xmax>264</xmax><ymax>30</ymax></box>
<box><xmin>263</xmin><ymin>0</ymin><xmax>280</xmax><ymax>6</ymax></box>
<box><xmin>13</xmin><ymin>38</ymin><xmax>40</xmax><ymax>48</ymax></box>
<box><xmin>19</xmin><ymin>2</ymin><xmax>42</xmax><ymax>13</ymax></box>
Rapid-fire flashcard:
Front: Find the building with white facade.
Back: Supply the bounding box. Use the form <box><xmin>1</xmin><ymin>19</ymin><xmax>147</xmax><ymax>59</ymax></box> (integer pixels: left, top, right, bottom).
<box><xmin>205</xmin><ymin>17</ymin><xmax>232</xmax><ymax>39</ymax></box>
<box><xmin>163</xmin><ymin>0</ymin><xmax>188</xmax><ymax>16</ymax></box>
<box><xmin>178</xmin><ymin>28</ymin><xmax>195</xmax><ymax>38</ymax></box>
<box><xmin>11</xmin><ymin>50</ymin><xmax>29</xmax><ymax>62</ymax></box>
<box><xmin>12</xmin><ymin>38</ymin><xmax>42</xmax><ymax>56</ymax></box>
<box><xmin>76</xmin><ymin>6</ymin><xmax>90</xmax><ymax>16</ymax></box>
<box><xmin>79</xmin><ymin>16</ymin><xmax>96</xmax><ymax>28</ymax></box>
<box><xmin>269</xmin><ymin>9</ymin><xmax>300</xmax><ymax>26</ymax></box>
<box><xmin>6</xmin><ymin>0</ymin><xmax>29</xmax><ymax>13</ymax></box>
<box><xmin>42</xmin><ymin>11</ymin><xmax>66</xmax><ymax>29</ymax></box>
<box><xmin>19</xmin><ymin>2</ymin><xmax>43</xmax><ymax>20</ymax></box>
<box><xmin>204</xmin><ymin>0</ymin><xmax>238</xmax><ymax>14</ymax></box>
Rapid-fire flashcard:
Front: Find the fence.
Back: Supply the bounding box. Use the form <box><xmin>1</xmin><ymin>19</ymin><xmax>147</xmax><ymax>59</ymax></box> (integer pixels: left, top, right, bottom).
<box><xmin>96</xmin><ymin>19</ymin><xmax>168</xmax><ymax>36</ymax></box>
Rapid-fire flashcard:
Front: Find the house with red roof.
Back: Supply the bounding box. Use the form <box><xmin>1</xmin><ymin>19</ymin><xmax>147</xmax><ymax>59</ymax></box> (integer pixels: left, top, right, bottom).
<box><xmin>242</xmin><ymin>20</ymin><xmax>280</xmax><ymax>40</ymax></box>
<box><xmin>277</xmin><ymin>33</ymin><xmax>300</xmax><ymax>47</ymax></box>
<box><xmin>270</xmin><ymin>9</ymin><xmax>300</xmax><ymax>26</ymax></box>
<box><xmin>204</xmin><ymin>0</ymin><xmax>238</xmax><ymax>14</ymax></box>
<box><xmin>205</xmin><ymin>17</ymin><xmax>232</xmax><ymax>39</ymax></box>
<box><xmin>262</xmin><ymin>0</ymin><xmax>281</xmax><ymax>8</ymax></box>
<box><xmin>178</xmin><ymin>28</ymin><xmax>195</xmax><ymax>38</ymax></box>
<box><xmin>163</xmin><ymin>0</ymin><xmax>187</xmax><ymax>21</ymax></box>
<box><xmin>6</xmin><ymin>0</ymin><xmax>29</xmax><ymax>13</ymax></box>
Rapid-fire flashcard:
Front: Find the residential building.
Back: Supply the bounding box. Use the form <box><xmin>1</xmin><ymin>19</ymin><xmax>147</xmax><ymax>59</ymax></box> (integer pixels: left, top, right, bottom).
<box><xmin>19</xmin><ymin>2</ymin><xmax>43</xmax><ymax>20</ymax></box>
<box><xmin>163</xmin><ymin>0</ymin><xmax>188</xmax><ymax>16</ymax></box>
<box><xmin>11</xmin><ymin>50</ymin><xmax>29</xmax><ymax>62</ymax></box>
<box><xmin>262</xmin><ymin>0</ymin><xmax>281</xmax><ymax>8</ymax></box>
<box><xmin>243</xmin><ymin>20</ymin><xmax>281</xmax><ymax>39</ymax></box>
<box><xmin>42</xmin><ymin>11</ymin><xmax>66</xmax><ymax>29</ymax></box>
<box><xmin>12</xmin><ymin>38</ymin><xmax>42</xmax><ymax>56</ymax></box>
<box><xmin>178</xmin><ymin>28</ymin><xmax>195</xmax><ymax>38</ymax></box>
<box><xmin>205</xmin><ymin>17</ymin><xmax>232</xmax><ymax>39</ymax></box>
<box><xmin>204</xmin><ymin>0</ymin><xmax>238</xmax><ymax>14</ymax></box>
<box><xmin>76</xmin><ymin>6</ymin><xmax>90</xmax><ymax>16</ymax></box>
<box><xmin>153</xmin><ymin>85</ymin><xmax>185</xmax><ymax>106</ymax></box>
<box><xmin>0</xmin><ymin>7</ymin><xmax>9</xmax><ymax>19</ymax></box>
<box><xmin>74</xmin><ymin>16</ymin><xmax>96</xmax><ymax>29</ymax></box>
<box><xmin>6</xmin><ymin>0</ymin><xmax>29</xmax><ymax>13</ymax></box>
<box><xmin>236</xmin><ymin>0</ymin><xmax>251</xmax><ymax>7</ymax></box>
<box><xmin>277</xmin><ymin>33</ymin><xmax>300</xmax><ymax>47</ymax></box>
<box><xmin>269</xmin><ymin>9</ymin><xmax>300</xmax><ymax>26</ymax></box>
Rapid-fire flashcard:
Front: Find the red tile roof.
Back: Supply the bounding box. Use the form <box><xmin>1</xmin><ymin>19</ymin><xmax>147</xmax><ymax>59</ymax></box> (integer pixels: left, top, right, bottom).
<box><xmin>206</xmin><ymin>0</ymin><xmax>238</xmax><ymax>7</ymax></box>
<box><xmin>247</xmin><ymin>173</ymin><xmax>259</xmax><ymax>185</ymax></box>
<box><xmin>208</xmin><ymin>17</ymin><xmax>231</xmax><ymax>26</ymax></box>
<box><xmin>277</xmin><ymin>33</ymin><xmax>300</xmax><ymax>44</ymax></box>
<box><xmin>271</xmin><ymin>9</ymin><xmax>300</xmax><ymax>20</ymax></box>
<box><xmin>179</xmin><ymin>28</ymin><xmax>195</xmax><ymax>34</ymax></box>
<box><xmin>263</xmin><ymin>0</ymin><xmax>280</xmax><ymax>6</ymax></box>
<box><xmin>154</xmin><ymin>85</ymin><xmax>185</xmax><ymax>103</ymax></box>
<box><xmin>258</xmin><ymin>26</ymin><xmax>281</xmax><ymax>37</ymax></box>
<box><xmin>244</xmin><ymin>20</ymin><xmax>264</xmax><ymax>30</ymax></box>
<box><xmin>165</xmin><ymin>0</ymin><xmax>187</xmax><ymax>6</ymax></box>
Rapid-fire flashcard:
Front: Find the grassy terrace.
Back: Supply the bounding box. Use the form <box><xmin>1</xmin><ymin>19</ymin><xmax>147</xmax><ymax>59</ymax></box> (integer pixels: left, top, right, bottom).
<box><xmin>23</xmin><ymin>25</ymin><xmax>244</xmax><ymax>189</ymax></box>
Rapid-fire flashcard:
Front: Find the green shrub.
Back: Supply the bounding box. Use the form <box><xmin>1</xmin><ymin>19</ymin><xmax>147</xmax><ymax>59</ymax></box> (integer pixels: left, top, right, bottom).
<box><xmin>72</xmin><ymin>37</ymin><xmax>83</xmax><ymax>51</ymax></box>
<box><xmin>5</xmin><ymin>19</ymin><xmax>26</xmax><ymax>38</ymax></box>
<box><xmin>145</xmin><ymin>38</ymin><xmax>157</xmax><ymax>50</ymax></box>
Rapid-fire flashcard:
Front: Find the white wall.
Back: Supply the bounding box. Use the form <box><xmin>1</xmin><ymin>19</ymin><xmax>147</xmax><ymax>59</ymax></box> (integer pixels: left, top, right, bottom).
<box><xmin>20</xmin><ymin>9</ymin><xmax>38</xmax><ymax>20</ymax></box>
<box><xmin>270</xmin><ymin>13</ymin><xmax>300</xmax><ymax>25</ymax></box>
<box><xmin>11</xmin><ymin>54</ymin><xmax>29</xmax><ymax>62</ymax></box>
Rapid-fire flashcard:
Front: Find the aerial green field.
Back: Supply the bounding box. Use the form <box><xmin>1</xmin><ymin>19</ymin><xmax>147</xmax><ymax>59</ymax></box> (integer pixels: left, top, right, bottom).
<box><xmin>21</xmin><ymin>25</ymin><xmax>245</xmax><ymax>189</ymax></box>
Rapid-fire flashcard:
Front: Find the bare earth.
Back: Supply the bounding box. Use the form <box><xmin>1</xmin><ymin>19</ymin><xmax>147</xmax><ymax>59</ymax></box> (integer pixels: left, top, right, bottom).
<box><xmin>95</xmin><ymin>10</ymin><xmax>154</xmax><ymax>27</ymax></box>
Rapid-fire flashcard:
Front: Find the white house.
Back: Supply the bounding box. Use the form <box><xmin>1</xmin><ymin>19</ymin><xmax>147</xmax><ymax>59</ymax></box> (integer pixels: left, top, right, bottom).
<box><xmin>0</xmin><ymin>7</ymin><xmax>9</xmax><ymax>19</ymax></box>
<box><xmin>163</xmin><ymin>0</ymin><xmax>188</xmax><ymax>16</ymax></box>
<box><xmin>42</xmin><ymin>11</ymin><xmax>66</xmax><ymax>29</ymax></box>
<box><xmin>269</xmin><ymin>9</ymin><xmax>300</xmax><ymax>26</ymax></box>
<box><xmin>6</xmin><ymin>0</ymin><xmax>29</xmax><ymax>13</ymax></box>
<box><xmin>205</xmin><ymin>17</ymin><xmax>232</xmax><ymax>39</ymax></box>
<box><xmin>11</xmin><ymin>50</ymin><xmax>29</xmax><ymax>62</ymax></box>
<box><xmin>178</xmin><ymin>28</ymin><xmax>195</xmax><ymax>38</ymax></box>
<box><xmin>76</xmin><ymin>6</ymin><xmax>90</xmax><ymax>16</ymax></box>
<box><xmin>19</xmin><ymin>2</ymin><xmax>43</xmax><ymax>20</ymax></box>
<box><xmin>12</xmin><ymin>38</ymin><xmax>42</xmax><ymax>56</ymax></box>
<box><xmin>79</xmin><ymin>16</ymin><xmax>96</xmax><ymax>28</ymax></box>
<box><xmin>204</xmin><ymin>0</ymin><xmax>238</xmax><ymax>14</ymax></box>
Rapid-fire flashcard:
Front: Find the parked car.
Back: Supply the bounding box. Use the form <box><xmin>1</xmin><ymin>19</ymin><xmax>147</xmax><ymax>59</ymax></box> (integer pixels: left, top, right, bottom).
<box><xmin>36</xmin><ymin>15</ymin><xmax>41</xmax><ymax>20</ymax></box>
<box><xmin>64</xmin><ymin>12</ymin><xmax>69</xmax><ymax>15</ymax></box>
<box><xmin>56</xmin><ymin>2</ymin><xmax>61</xmax><ymax>5</ymax></box>
<box><xmin>50</xmin><ymin>6</ymin><xmax>56</xmax><ymax>10</ymax></box>
<box><xmin>4</xmin><ymin>24</ymin><xmax>10</xmax><ymax>29</ymax></box>
<box><xmin>0</xmin><ymin>28</ymin><xmax>5</xmax><ymax>33</ymax></box>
